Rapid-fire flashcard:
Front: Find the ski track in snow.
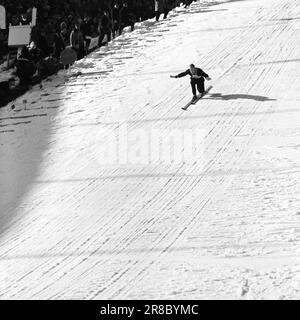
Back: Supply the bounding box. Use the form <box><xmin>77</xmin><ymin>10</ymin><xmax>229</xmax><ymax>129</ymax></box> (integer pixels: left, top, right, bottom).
<box><xmin>0</xmin><ymin>0</ymin><xmax>300</xmax><ymax>299</ymax></box>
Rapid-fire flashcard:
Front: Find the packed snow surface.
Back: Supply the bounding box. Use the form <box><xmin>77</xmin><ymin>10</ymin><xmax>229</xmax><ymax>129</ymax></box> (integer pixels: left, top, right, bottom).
<box><xmin>0</xmin><ymin>0</ymin><xmax>299</xmax><ymax>299</ymax></box>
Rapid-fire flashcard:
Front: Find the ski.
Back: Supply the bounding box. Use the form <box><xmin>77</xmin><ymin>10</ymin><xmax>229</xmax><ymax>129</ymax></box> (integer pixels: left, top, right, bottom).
<box><xmin>182</xmin><ymin>86</ymin><xmax>213</xmax><ymax>111</ymax></box>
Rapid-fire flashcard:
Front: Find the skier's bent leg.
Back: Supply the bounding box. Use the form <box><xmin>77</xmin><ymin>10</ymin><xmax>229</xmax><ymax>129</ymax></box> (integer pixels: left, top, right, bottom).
<box><xmin>197</xmin><ymin>80</ymin><xmax>205</xmax><ymax>94</ymax></box>
<box><xmin>191</xmin><ymin>82</ymin><xmax>197</xmax><ymax>97</ymax></box>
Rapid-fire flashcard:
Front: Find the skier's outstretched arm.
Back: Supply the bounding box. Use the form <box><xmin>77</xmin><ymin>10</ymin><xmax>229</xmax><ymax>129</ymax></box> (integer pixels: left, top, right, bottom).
<box><xmin>170</xmin><ymin>70</ymin><xmax>190</xmax><ymax>78</ymax></box>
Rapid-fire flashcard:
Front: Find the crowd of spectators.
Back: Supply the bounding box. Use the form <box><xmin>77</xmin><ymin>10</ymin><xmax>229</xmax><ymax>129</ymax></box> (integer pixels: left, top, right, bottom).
<box><xmin>0</xmin><ymin>0</ymin><xmax>198</xmax><ymax>88</ymax></box>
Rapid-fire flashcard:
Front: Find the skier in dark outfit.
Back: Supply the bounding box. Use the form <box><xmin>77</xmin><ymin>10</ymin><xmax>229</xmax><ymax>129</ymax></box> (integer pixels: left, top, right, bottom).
<box><xmin>171</xmin><ymin>64</ymin><xmax>211</xmax><ymax>100</ymax></box>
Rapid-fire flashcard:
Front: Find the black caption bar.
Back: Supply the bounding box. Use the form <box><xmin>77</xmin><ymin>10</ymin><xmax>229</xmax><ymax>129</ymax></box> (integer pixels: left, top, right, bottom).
<box><xmin>1</xmin><ymin>300</ymin><xmax>295</xmax><ymax>320</ymax></box>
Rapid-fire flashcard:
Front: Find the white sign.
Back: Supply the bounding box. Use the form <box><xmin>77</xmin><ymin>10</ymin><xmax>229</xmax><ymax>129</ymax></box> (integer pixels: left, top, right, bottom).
<box><xmin>0</xmin><ymin>5</ymin><xmax>6</xmax><ymax>29</ymax></box>
<box><xmin>8</xmin><ymin>25</ymin><xmax>31</xmax><ymax>47</ymax></box>
<box><xmin>32</xmin><ymin>7</ymin><xmax>37</xmax><ymax>26</ymax></box>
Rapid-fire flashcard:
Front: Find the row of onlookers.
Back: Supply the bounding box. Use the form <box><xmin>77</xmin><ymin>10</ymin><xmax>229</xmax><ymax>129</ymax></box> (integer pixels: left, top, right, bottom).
<box><xmin>1</xmin><ymin>1</ymin><xmax>198</xmax><ymax>64</ymax></box>
<box><xmin>0</xmin><ymin>0</ymin><xmax>199</xmax><ymax>100</ymax></box>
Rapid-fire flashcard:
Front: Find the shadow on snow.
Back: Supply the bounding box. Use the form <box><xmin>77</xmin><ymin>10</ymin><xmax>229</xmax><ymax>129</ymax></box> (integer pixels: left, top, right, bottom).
<box><xmin>207</xmin><ymin>93</ymin><xmax>276</xmax><ymax>101</ymax></box>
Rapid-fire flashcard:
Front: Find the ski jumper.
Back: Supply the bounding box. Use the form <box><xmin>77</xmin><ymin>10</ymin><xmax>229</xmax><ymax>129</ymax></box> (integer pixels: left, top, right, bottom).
<box><xmin>175</xmin><ymin>68</ymin><xmax>209</xmax><ymax>96</ymax></box>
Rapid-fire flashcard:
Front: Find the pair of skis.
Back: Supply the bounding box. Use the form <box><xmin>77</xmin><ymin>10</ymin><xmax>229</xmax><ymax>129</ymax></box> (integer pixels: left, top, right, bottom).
<box><xmin>182</xmin><ymin>86</ymin><xmax>213</xmax><ymax>111</ymax></box>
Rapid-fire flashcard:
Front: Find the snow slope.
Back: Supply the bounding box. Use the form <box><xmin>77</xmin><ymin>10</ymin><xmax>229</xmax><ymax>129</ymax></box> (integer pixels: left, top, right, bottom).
<box><xmin>0</xmin><ymin>0</ymin><xmax>299</xmax><ymax>299</ymax></box>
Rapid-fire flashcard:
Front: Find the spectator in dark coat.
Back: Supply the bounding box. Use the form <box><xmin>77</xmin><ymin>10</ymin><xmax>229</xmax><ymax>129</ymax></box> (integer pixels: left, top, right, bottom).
<box><xmin>70</xmin><ymin>23</ymin><xmax>85</xmax><ymax>60</ymax></box>
<box><xmin>15</xmin><ymin>46</ymin><xmax>37</xmax><ymax>87</ymax></box>
<box><xmin>53</xmin><ymin>23</ymin><xmax>68</xmax><ymax>60</ymax></box>
<box><xmin>119</xmin><ymin>2</ymin><xmax>134</xmax><ymax>34</ymax></box>
<box><xmin>82</xmin><ymin>15</ymin><xmax>93</xmax><ymax>50</ymax></box>
<box><xmin>98</xmin><ymin>10</ymin><xmax>112</xmax><ymax>47</ymax></box>
<box><xmin>82</xmin><ymin>15</ymin><xmax>93</xmax><ymax>38</ymax></box>
<box><xmin>0</xmin><ymin>31</ymin><xmax>5</xmax><ymax>62</ymax></box>
<box><xmin>163</xmin><ymin>0</ymin><xmax>172</xmax><ymax>19</ymax></box>
<box><xmin>155</xmin><ymin>0</ymin><xmax>166</xmax><ymax>21</ymax></box>
<box><xmin>112</xmin><ymin>4</ymin><xmax>120</xmax><ymax>38</ymax></box>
